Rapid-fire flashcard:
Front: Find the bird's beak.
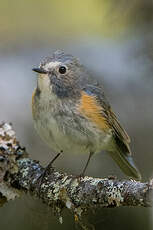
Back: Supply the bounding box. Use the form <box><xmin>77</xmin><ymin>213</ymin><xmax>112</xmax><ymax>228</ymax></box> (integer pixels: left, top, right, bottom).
<box><xmin>32</xmin><ymin>68</ymin><xmax>47</xmax><ymax>74</ymax></box>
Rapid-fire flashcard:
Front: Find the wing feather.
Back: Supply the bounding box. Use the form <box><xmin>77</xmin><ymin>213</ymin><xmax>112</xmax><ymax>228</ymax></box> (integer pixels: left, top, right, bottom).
<box><xmin>82</xmin><ymin>85</ymin><xmax>130</xmax><ymax>150</ymax></box>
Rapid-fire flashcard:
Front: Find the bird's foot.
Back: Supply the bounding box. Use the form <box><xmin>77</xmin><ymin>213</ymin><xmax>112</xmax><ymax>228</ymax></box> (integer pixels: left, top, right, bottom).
<box><xmin>38</xmin><ymin>151</ymin><xmax>63</xmax><ymax>192</ymax></box>
<box><xmin>108</xmin><ymin>175</ymin><xmax>117</xmax><ymax>180</ymax></box>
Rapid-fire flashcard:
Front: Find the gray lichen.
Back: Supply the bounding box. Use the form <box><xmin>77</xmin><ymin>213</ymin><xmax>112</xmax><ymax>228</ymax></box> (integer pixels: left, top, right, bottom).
<box><xmin>0</xmin><ymin>122</ymin><xmax>153</xmax><ymax>220</ymax></box>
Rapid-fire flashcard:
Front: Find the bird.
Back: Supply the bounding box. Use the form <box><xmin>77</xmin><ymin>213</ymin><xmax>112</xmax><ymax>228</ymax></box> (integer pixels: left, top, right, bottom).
<box><xmin>32</xmin><ymin>50</ymin><xmax>141</xmax><ymax>180</ymax></box>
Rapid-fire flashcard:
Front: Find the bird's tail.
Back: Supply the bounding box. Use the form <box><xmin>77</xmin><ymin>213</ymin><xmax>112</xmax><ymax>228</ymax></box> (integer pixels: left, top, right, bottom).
<box><xmin>108</xmin><ymin>139</ymin><xmax>141</xmax><ymax>180</ymax></box>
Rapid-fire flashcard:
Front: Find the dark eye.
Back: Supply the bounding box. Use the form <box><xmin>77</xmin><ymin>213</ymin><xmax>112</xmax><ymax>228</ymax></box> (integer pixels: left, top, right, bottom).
<box><xmin>59</xmin><ymin>66</ymin><xmax>67</xmax><ymax>74</ymax></box>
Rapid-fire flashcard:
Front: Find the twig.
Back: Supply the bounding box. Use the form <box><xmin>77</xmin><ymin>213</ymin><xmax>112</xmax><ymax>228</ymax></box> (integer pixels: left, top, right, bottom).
<box><xmin>0</xmin><ymin>122</ymin><xmax>152</xmax><ymax>222</ymax></box>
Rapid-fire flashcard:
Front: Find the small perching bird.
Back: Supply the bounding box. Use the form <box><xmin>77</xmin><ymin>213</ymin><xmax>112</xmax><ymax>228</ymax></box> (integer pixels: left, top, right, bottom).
<box><xmin>32</xmin><ymin>50</ymin><xmax>141</xmax><ymax>180</ymax></box>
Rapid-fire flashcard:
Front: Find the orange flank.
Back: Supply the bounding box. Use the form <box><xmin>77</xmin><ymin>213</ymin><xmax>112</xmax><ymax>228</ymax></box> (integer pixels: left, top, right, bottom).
<box><xmin>79</xmin><ymin>92</ymin><xmax>109</xmax><ymax>131</ymax></box>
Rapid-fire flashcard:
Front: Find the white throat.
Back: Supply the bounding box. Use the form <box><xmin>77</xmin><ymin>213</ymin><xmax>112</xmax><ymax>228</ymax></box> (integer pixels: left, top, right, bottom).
<box><xmin>37</xmin><ymin>74</ymin><xmax>50</xmax><ymax>93</ymax></box>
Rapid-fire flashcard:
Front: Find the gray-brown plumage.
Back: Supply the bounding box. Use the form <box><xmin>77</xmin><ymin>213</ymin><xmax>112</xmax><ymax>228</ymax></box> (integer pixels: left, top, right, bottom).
<box><xmin>32</xmin><ymin>50</ymin><xmax>141</xmax><ymax>180</ymax></box>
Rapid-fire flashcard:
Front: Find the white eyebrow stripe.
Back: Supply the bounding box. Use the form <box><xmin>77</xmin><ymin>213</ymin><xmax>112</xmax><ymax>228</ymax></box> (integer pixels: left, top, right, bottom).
<box><xmin>44</xmin><ymin>61</ymin><xmax>62</xmax><ymax>70</ymax></box>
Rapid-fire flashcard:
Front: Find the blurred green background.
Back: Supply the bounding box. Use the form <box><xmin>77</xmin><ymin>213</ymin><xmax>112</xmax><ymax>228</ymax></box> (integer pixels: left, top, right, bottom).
<box><xmin>0</xmin><ymin>0</ymin><xmax>153</xmax><ymax>229</ymax></box>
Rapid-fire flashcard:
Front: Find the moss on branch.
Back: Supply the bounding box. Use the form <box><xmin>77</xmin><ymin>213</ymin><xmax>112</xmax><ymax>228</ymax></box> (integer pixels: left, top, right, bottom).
<box><xmin>0</xmin><ymin>122</ymin><xmax>152</xmax><ymax>223</ymax></box>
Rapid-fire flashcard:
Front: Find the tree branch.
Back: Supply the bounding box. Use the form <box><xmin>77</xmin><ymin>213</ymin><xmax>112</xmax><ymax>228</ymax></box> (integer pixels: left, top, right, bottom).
<box><xmin>0</xmin><ymin>122</ymin><xmax>152</xmax><ymax>220</ymax></box>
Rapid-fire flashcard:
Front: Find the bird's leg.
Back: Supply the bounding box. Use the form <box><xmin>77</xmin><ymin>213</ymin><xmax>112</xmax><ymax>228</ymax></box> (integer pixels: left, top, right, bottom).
<box><xmin>49</xmin><ymin>150</ymin><xmax>63</xmax><ymax>166</ymax></box>
<box><xmin>44</xmin><ymin>150</ymin><xmax>63</xmax><ymax>173</ymax></box>
<box><xmin>39</xmin><ymin>150</ymin><xmax>63</xmax><ymax>186</ymax></box>
<box><xmin>80</xmin><ymin>152</ymin><xmax>93</xmax><ymax>177</ymax></box>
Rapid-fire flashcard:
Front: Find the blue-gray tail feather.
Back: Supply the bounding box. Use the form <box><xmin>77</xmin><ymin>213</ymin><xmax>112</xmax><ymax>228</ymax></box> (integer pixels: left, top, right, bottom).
<box><xmin>109</xmin><ymin>150</ymin><xmax>141</xmax><ymax>180</ymax></box>
<box><xmin>109</xmin><ymin>137</ymin><xmax>141</xmax><ymax>180</ymax></box>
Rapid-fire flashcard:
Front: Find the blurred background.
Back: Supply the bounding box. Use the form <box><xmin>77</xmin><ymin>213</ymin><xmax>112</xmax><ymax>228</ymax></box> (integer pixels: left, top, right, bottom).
<box><xmin>0</xmin><ymin>0</ymin><xmax>153</xmax><ymax>229</ymax></box>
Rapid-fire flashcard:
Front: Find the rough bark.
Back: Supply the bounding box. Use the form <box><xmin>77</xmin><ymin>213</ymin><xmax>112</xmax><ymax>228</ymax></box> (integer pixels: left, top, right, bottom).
<box><xmin>0</xmin><ymin>122</ymin><xmax>152</xmax><ymax>222</ymax></box>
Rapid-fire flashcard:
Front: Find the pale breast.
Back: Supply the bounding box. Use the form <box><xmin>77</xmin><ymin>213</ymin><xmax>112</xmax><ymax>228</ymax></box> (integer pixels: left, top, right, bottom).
<box><xmin>32</xmin><ymin>87</ymin><xmax>112</xmax><ymax>155</ymax></box>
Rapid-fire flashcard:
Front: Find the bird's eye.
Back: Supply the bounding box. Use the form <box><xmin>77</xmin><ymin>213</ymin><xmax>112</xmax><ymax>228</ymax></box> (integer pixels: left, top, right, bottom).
<box><xmin>59</xmin><ymin>66</ymin><xmax>67</xmax><ymax>74</ymax></box>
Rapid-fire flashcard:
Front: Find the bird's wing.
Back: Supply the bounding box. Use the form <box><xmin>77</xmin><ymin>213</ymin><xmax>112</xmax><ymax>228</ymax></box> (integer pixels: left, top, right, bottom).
<box><xmin>79</xmin><ymin>85</ymin><xmax>131</xmax><ymax>151</ymax></box>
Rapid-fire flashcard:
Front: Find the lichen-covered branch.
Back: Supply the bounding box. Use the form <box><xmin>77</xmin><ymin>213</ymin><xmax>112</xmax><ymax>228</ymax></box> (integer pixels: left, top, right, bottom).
<box><xmin>0</xmin><ymin>122</ymin><xmax>152</xmax><ymax>219</ymax></box>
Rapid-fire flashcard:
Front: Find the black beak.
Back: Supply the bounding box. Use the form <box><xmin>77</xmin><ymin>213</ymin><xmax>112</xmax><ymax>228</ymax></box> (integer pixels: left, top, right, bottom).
<box><xmin>32</xmin><ymin>68</ymin><xmax>47</xmax><ymax>74</ymax></box>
